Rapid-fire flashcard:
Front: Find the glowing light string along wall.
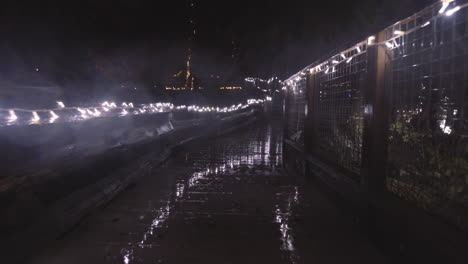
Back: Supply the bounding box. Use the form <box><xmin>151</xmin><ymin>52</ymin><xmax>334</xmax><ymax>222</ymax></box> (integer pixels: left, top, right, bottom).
<box><xmin>0</xmin><ymin>99</ymin><xmax>266</xmax><ymax>127</ymax></box>
<box><xmin>284</xmin><ymin>0</ymin><xmax>467</xmax><ymax>86</ymax></box>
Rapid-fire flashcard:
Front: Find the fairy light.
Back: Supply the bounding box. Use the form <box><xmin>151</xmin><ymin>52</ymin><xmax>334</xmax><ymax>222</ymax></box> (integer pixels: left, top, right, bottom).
<box><xmin>284</xmin><ymin>0</ymin><xmax>468</xmax><ymax>97</ymax></box>
<box><xmin>1</xmin><ymin>98</ymin><xmax>265</xmax><ymax>126</ymax></box>
<box><xmin>94</xmin><ymin>109</ymin><xmax>101</xmax><ymax>117</ymax></box>
<box><xmin>77</xmin><ymin>108</ymin><xmax>88</xmax><ymax>119</ymax></box>
<box><xmin>446</xmin><ymin>6</ymin><xmax>461</xmax><ymax>16</ymax></box>
<box><xmin>8</xmin><ymin>110</ymin><xmax>17</xmax><ymax>122</ymax></box>
<box><xmin>31</xmin><ymin>111</ymin><xmax>40</xmax><ymax>123</ymax></box>
<box><xmin>439</xmin><ymin>0</ymin><xmax>453</xmax><ymax>14</ymax></box>
<box><xmin>57</xmin><ymin>101</ymin><xmax>65</xmax><ymax>108</ymax></box>
<box><xmin>50</xmin><ymin>111</ymin><xmax>59</xmax><ymax>123</ymax></box>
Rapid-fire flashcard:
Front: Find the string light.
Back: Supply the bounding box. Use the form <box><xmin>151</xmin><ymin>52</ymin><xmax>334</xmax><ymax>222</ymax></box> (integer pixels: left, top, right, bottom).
<box><xmin>94</xmin><ymin>109</ymin><xmax>102</xmax><ymax>117</ymax></box>
<box><xmin>446</xmin><ymin>6</ymin><xmax>461</xmax><ymax>16</ymax></box>
<box><xmin>50</xmin><ymin>111</ymin><xmax>59</xmax><ymax>123</ymax></box>
<box><xmin>57</xmin><ymin>101</ymin><xmax>65</xmax><ymax>108</ymax></box>
<box><xmin>8</xmin><ymin>110</ymin><xmax>17</xmax><ymax>122</ymax></box>
<box><xmin>0</xmin><ymin>97</ymin><xmax>267</xmax><ymax>127</ymax></box>
<box><xmin>77</xmin><ymin>108</ymin><xmax>88</xmax><ymax>119</ymax></box>
<box><xmin>439</xmin><ymin>0</ymin><xmax>453</xmax><ymax>14</ymax></box>
<box><xmin>31</xmin><ymin>111</ymin><xmax>40</xmax><ymax>124</ymax></box>
<box><xmin>284</xmin><ymin>0</ymin><xmax>468</xmax><ymax>86</ymax></box>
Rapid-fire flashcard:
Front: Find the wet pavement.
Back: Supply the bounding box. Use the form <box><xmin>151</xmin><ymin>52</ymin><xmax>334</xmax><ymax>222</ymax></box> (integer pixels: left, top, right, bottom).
<box><xmin>31</xmin><ymin>121</ymin><xmax>388</xmax><ymax>264</ymax></box>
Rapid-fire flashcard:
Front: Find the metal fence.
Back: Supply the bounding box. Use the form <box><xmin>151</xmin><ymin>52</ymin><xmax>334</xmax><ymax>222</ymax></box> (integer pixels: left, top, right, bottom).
<box><xmin>384</xmin><ymin>0</ymin><xmax>468</xmax><ymax>231</ymax></box>
<box><xmin>285</xmin><ymin>76</ymin><xmax>307</xmax><ymax>147</ymax></box>
<box><xmin>284</xmin><ymin>0</ymin><xmax>468</xmax><ymax>233</ymax></box>
<box><xmin>314</xmin><ymin>42</ymin><xmax>368</xmax><ymax>177</ymax></box>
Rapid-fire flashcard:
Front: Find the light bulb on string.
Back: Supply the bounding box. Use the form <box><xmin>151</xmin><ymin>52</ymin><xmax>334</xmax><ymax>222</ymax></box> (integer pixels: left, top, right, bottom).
<box><xmin>8</xmin><ymin>110</ymin><xmax>18</xmax><ymax>122</ymax></box>
<box><xmin>50</xmin><ymin>111</ymin><xmax>59</xmax><ymax>123</ymax></box>
<box><xmin>439</xmin><ymin>0</ymin><xmax>453</xmax><ymax>14</ymax></box>
<box><xmin>31</xmin><ymin>111</ymin><xmax>40</xmax><ymax>124</ymax></box>
<box><xmin>446</xmin><ymin>6</ymin><xmax>460</xmax><ymax>16</ymax></box>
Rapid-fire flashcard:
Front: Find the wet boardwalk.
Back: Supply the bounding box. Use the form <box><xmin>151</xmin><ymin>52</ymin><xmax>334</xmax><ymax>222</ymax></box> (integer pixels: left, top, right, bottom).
<box><xmin>32</xmin><ymin>121</ymin><xmax>387</xmax><ymax>264</ymax></box>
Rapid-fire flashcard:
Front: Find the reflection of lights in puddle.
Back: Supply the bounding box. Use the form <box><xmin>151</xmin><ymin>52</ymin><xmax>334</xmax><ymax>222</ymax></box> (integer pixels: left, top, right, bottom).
<box><xmin>274</xmin><ymin>187</ymin><xmax>300</xmax><ymax>263</ymax></box>
<box><xmin>176</xmin><ymin>183</ymin><xmax>185</xmax><ymax>199</ymax></box>
<box><xmin>125</xmin><ymin>200</ymin><xmax>172</xmax><ymax>255</ymax></box>
<box><xmin>275</xmin><ymin>206</ymin><xmax>295</xmax><ymax>251</ymax></box>
<box><xmin>121</xmin><ymin>248</ymin><xmax>133</xmax><ymax>264</ymax></box>
<box><xmin>122</xmin><ymin>125</ymin><xmax>282</xmax><ymax>262</ymax></box>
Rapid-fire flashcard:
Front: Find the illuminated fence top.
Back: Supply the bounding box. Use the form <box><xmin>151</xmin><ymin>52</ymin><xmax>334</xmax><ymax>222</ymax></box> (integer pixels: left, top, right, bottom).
<box><xmin>284</xmin><ymin>0</ymin><xmax>467</xmax><ymax>86</ymax></box>
<box><xmin>0</xmin><ymin>99</ymin><xmax>266</xmax><ymax>127</ymax></box>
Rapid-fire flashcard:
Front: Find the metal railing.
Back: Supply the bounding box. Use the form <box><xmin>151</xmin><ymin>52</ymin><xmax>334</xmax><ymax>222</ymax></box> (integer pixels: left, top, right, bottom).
<box><xmin>284</xmin><ymin>0</ymin><xmax>468</xmax><ymax>233</ymax></box>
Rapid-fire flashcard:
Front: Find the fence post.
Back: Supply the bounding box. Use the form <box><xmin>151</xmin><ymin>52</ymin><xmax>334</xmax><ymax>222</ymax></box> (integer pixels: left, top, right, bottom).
<box><xmin>361</xmin><ymin>31</ymin><xmax>391</xmax><ymax>202</ymax></box>
<box><xmin>305</xmin><ymin>72</ymin><xmax>319</xmax><ymax>157</ymax></box>
<box><xmin>283</xmin><ymin>84</ymin><xmax>290</xmax><ymax>140</ymax></box>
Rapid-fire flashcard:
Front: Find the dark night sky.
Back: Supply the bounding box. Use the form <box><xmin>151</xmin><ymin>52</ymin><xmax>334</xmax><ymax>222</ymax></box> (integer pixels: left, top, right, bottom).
<box><xmin>0</xmin><ymin>0</ymin><xmax>434</xmax><ymax>103</ymax></box>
